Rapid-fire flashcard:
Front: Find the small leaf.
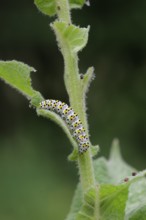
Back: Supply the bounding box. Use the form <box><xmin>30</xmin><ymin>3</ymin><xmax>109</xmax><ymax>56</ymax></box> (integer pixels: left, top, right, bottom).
<box><xmin>31</xmin><ymin>92</ymin><xmax>44</xmax><ymax>107</ymax></box>
<box><xmin>90</xmin><ymin>144</ymin><xmax>99</xmax><ymax>157</ymax></box>
<box><xmin>68</xmin><ymin>148</ymin><xmax>78</xmax><ymax>161</ymax></box>
<box><xmin>0</xmin><ymin>60</ymin><xmax>43</xmax><ymax>107</ymax></box>
<box><xmin>70</xmin><ymin>0</ymin><xmax>85</xmax><ymax>9</ymax></box>
<box><xmin>80</xmin><ymin>67</ymin><xmax>95</xmax><ymax>94</ymax></box>
<box><xmin>52</xmin><ymin>21</ymin><xmax>90</xmax><ymax>54</ymax></box>
<box><xmin>34</xmin><ymin>0</ymin><xmax>56</xmax><ymax>16</ymax></box>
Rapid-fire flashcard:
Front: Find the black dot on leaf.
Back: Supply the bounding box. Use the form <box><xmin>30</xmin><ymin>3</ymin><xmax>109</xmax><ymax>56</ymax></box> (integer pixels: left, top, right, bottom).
<box><xmin>132</xmin><ymin>172</ymin><xmax>137</xmax><ymax>176</ymax></box>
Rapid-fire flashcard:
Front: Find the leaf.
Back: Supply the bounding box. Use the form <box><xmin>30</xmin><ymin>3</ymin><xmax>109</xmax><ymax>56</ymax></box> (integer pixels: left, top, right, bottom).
<box><xmin>76</xmin><ymin>187</ymin><xmax>98</xmax><ymax>220</ymax></box>
<box><xmin>67</xmin><ymin>140</ymin><xmax>146</xmax><ymax>220</ymax></box>
<box><xmin>80</xmin><ymin>67</ymin><xmax>95</xmax><ymax>94</ymax></box>
<box><xmin>34</xmin><ymin>0</ymin><xmax>86</xmax><ymax>17</ymax></box>
<box><xmin>100</xmin><ymin>171</ymin><xmax>146</xmax><ymax>220</ymax></box>
<box><xmin>128</xmin><ymin>205</ymin><xmax>146</xmax><ymax>220</ymax></box>
<box><xmin>94</xmin><ymin>139</ymin><xmax>136</xmax><ymax>185</ymax></box>
<box><xmin>0</xmin><ymin>60</ymin><xmax>43</xmax><ymax>107</ymax></box>
<box><xmin>90</xmin><ymin>144</ymin><xmax>99</xmax><ymax>157</ymax></box>
<box><xmin>125</xmin><ymin>174</ymin><xmax>146</xmax><ymax>219</ymax></box>
<box><xmin>69</xmin><ymin>0</ymin><xmax>85</xmax><ymax>9</ymax></box>
<box><xmin>93</xmin><ymin>157</ymin><xmax>112</xmax><ymax>184</ymax></box>
<box><xmin>34</xmin><ymin>0</ymin><xmax>56</xmax><ymax>16</ymax></box>
<box><xmin>68</xmin><ymin>148</ymin><xmax>79</xmax><ymax>161</ymax></box>
<box><xmin>108</xmin><ymin>139</ymin><xmax>136</xmax><ymax>183</ymax></box>
<box><xmin>67</xmin><ymin>186</ymin><xmax>98</xmax><ymax>220</ymax></box>
<box><xmin>67</xmin><ymin>183</ymin><xmax>129</xmax><ymax>220</ymax></box>
<box><xmin>93</xmin><ymin>139</ymin><xmax>145</xmax><ymax>219</ymax></box>
<box><xmin>52</xmin><ymin>21</ymin><xmax>90</xmax><ymax>54</ymax></box>
<box><xmin>66</xmin><ymin>185</ymin><xmax>98</xmax><ymax>220</ymax></box>
<box><xmin>93</xmin><ymin>139</ymin><xmax>146</xmax><ymax>220</ymax></box>
<box><xmin>100</xmin><ymin>184</ymin><xmax>129</xmax><ymax>220</ymax></box>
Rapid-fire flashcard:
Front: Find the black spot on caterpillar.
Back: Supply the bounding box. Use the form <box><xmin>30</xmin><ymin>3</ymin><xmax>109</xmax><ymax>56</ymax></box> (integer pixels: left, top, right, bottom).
<box><xmin>40</xmin><ymin>100</ymin><xmax>89</xmax><ymax>154</ymax></box>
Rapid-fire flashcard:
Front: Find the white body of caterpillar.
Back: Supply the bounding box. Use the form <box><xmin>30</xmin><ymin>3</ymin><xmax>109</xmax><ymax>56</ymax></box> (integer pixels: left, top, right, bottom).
<box><xmin>40</xmin><ymin>99</ymin><xmax>89</xmax><ymax>154</ymax></box>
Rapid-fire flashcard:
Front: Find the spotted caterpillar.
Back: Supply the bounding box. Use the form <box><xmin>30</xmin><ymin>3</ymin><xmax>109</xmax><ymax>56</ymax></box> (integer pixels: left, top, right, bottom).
<box><xmin>39</xmin><ymin>100</ymin><xmax>89</xmax><ymax>154</ymax></box>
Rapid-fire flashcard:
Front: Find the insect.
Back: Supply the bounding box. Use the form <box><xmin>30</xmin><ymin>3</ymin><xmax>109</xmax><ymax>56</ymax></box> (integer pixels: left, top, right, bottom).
<box><xmin>39</xmin><ymin>99</ymin><xmax>89</xmax><ymax>154</ymax></box>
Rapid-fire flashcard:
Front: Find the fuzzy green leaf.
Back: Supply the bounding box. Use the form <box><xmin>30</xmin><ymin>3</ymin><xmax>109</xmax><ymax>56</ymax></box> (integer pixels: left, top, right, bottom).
<box><xmin>68</xmin><ymin>148</ymin><xmax>79</xmax><ymax>161</ymax></box>
<box><xmin>94</xmin><ymin>157</ymin><xmax>112</xmax><ymax>184</ymax></box>
<box><xmin>66</xmin><ymin>140</ymin><xmax>146</xmax><ymax>220</ymax></box>
<box><xmin>81</xmin><ymin>67</ymin><xmax>95</xmax><ymax>93</ymax></box>
<box><xmin>66</xmin><ymin>185</ymin><xmax>98</xmax><ymax>220</ymax></box>
<box><xmin>94</xmin><ymin>139</ymin><xmax>136</xmax><ymax>185</ymax></box>
<box><xmin>100</xmin><ymin>170</ymin><xmax>146</xmax><ymax>220</ymax></box>
<box><xmin>100</xmin><ymin>184</ymin><xmax>129</xmax><ymax>220</ymax></box>
<box><xmin>34</xmin><ymin>0</ymin><xmax>56</xmax><ymax>16</ymax></box>
<box><xmin>108</xmin><ymin>139</ymin><xmax>136</xmax><ymax>183</ymax></box>
<box><xmin>90</xmin><ymin>144</ymin><xmax>99</xmax><ymax>157</ymax></box>
<box><xmin>66</xmin><ymin>172</ymin><xmax>146</xmax><ymax>220</ymax></box>
<box><xmin>52</xmin><ymin>21</ymin><xmax>90</xmax><ymax>54</ymax></box>
<box><xmin>76</xmin><ymin>187</ymin><xmax>97</xmax><ymax>220</ymax></box>
<box><xmin>70</xmin><ymin>0</ymin><xmax>85</xmax><ymax>9</ymax></box>
<box><xmin>93</xmin><ymin>140</ymin><xmax>146</xmax><ymax>220</ymax></box>
<box><xmin>128</xmin><ymin>205</ymin><xmax>146</xmax><ymax>220</ymax></box>
<box><xmin>34</xmin><ymin>0</ymin><xmax>86</xmax><ymax>17</ymax></box>
<box><xmin>0</xmin><ymin>60</ymin><xmax>43</xmax><ymax>107</ymax></box>
<box><xmin>125</xmin><ymin>174</ymin><xmax>146</xmax><ymax>219</ymax></box>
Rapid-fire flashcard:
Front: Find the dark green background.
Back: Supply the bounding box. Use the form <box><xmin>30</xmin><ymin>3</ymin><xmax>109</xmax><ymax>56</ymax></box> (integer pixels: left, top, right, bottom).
<box><xmin>0</xmin><ymin>0</ymin><xmax>146</xmax><ymax>219</ymax></box>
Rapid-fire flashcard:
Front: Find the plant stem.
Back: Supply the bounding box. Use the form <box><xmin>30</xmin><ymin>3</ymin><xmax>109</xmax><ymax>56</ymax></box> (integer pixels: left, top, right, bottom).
<box><xmin>63</xmin><ymin>49</ymin><xmax>95</xmax><ymax>189</ymax></box>
<box><xmin>63</xmin><ymin>51</ymin><xmax>88</xmax><ymax>130</ymax></box>
<box><xmin>55</xmin><ymin>0</ymin><xmax>99</xmax><ymax>218</ymax></box>
<box><xmin>55</xmin><ymin>0</ymin><xmax>71</xmax><ymax>23</ymax></box>
<box><xmin>63</xmin><ymin>45</ymin><xmax>100</xmax><ymax>220</ymax></box>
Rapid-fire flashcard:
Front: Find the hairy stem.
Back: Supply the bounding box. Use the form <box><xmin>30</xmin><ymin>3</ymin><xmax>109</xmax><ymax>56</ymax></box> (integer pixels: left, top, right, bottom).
<box><xmin>55</xmin><ymin>0</ymin><xmax>71</xmax><ymax>23</ymax></box>
<box><xmin>55</xmin><ymin>0</ymin><xmax>99</xmax><ymax>218</ymax></box>
<box><xmin>63</xmin><ymin>48</ymin><xmax>95</xmax><ymax>189</ymax></box>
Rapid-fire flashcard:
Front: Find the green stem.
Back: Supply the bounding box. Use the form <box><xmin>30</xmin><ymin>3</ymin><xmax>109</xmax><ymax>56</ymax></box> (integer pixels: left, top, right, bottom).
<box><xmin>63</xmin><ymin>48</ymin><xmax>99</xmax><ymax>219</ymax></box>
<box><xmin>55</xmin><ymin>0</ymin><xmax>99</xmax><ymax>218</ymax></box>
<box><xmin>55</xmin><ymin>0</ymin><xmax>71</xmax><ymax>23</ymax></box>
<box><xmin>63</xmin><ymin>51</ymin><xmax>88</xmax><ymax>130</ymax></box>
<box><xmin>78</xmin><ymin>150</ymin><xmax>95</xmax><ymax>189</ymax></box>
<box><xmin>62</xmin><ymin>42</ymin><xmax>95</xmax><ymax>189</ymax></box>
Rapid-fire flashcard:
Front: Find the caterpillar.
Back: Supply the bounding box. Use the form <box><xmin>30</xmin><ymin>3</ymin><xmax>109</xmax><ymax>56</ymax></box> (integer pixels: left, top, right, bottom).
<box><xmin>39</xmin><ymin>99</ymin><xmax>89</xmax><ymax>154</ymax></box>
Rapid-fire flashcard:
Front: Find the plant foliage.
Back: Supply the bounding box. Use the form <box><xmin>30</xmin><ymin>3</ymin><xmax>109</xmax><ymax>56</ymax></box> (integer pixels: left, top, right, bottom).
<box><xmin>0</xmin><ymin>0</ymin><xmax>146</xmax><ymax>219</ymax></box>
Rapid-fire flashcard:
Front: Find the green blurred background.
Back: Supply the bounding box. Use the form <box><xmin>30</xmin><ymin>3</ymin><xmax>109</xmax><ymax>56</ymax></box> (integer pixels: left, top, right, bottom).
<box><xmin>0</xmin><ymin>0</ymin><xmax>146</xmax><ymax>219</ymax></box>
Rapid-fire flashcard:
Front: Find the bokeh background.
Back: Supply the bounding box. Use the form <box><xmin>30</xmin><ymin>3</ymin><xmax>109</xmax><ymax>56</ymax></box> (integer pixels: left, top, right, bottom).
<box><xmin>0</xmin><ymin>0</ymin><xmax>146</xmax><ymax>219</ymax></box>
